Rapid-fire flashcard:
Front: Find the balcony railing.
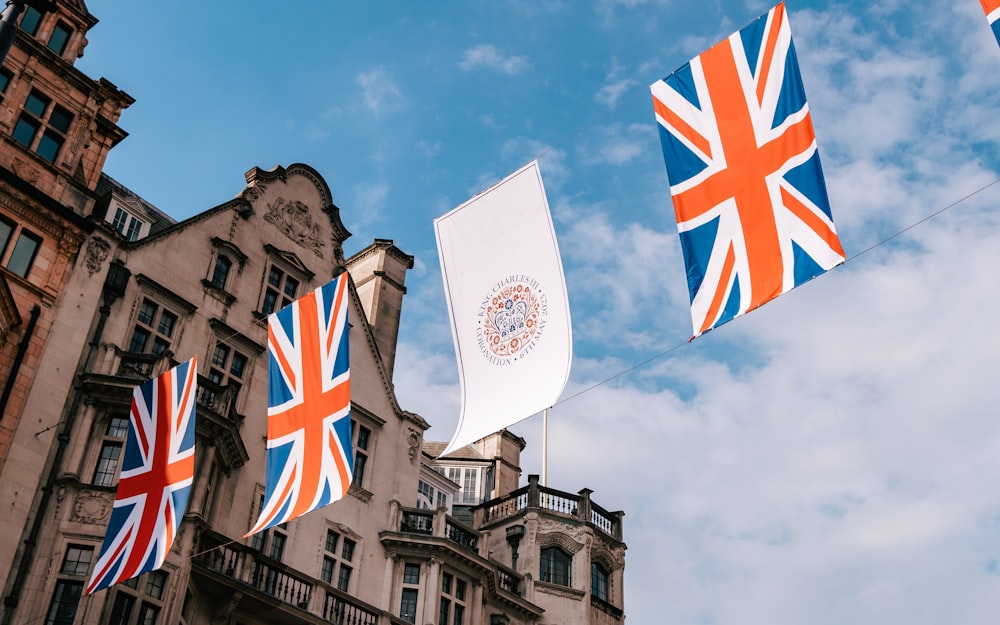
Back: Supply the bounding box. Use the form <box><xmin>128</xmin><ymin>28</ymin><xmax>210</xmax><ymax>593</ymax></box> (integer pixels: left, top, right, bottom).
<box><xmin>396</xmin><ymin>506</ymin><xmax>482</xmax><ymax>555</ymax></box>
<box><xmin>193</xmin><ymin>531</ymin><xmax>379</xmax><ymax>623</ymax></box>
<box><xmin>324</xmin><ymin>592</ymin><xmax>379</xmax><ymax>625</ymax></box>
<box><xmin>478</xmin><ymin>475</ymin><xmax>624</xmax><ymax>541</ymax></box>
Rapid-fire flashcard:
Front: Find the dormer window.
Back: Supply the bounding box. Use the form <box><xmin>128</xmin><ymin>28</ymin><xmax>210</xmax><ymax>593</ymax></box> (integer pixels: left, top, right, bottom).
<box><xmin>110</xmin><ymin>207</ymin><xmax>146</xmax><ymax>241</ymax></box>
<box><xmin>47</xmin><ymin>21</ymin><xmax>72</xmax><ymax>55</ymax></box>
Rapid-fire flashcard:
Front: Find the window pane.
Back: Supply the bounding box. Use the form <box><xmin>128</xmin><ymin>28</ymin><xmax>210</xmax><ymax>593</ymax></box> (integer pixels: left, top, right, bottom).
<box><xmin>352</xmin><ymin>453</ymin><xmax>366</xmax><ymax>485</ymax></box>
<box><xmin>403</xmin><ymin>563</ymin><xmax>420</xmax><ymax>584</ymax></box>
<box><xmin>356</xmin><ymin>425</ymin><xmax>370</xmax><ymax>450</ymax></box>
<box><xmin>267</xmin><ymin>266</ymin><xmax>283</xmax><ymax>287</ymax></box>
<box><xmin>262</xmin><ymin>289</ymin><xmax>278</xmax><ymax>314</ymax></box>
<box><xmin>157</xmin><ymin>311</ymin><xmax>177</xmax><ymax>337</ymax></box>
<box><xmin>137</xmin><ymin>300</ymin><xmax>157</xmax><ymax>325</ymax></box>
<box><xmin>45</xmin><ymin>581</ymin><xmax>82</xmax><ymax>625</ymax></box>
<box><xmin>47</xmin><ymin>22</ymin><xmax>71</xmax><ymax>55</ymax></box>
<box><xmin>269</xmin><ymin>533</ymin><xmax>285</xmax><ymax>560</ymax></box>
<box><xmin>325</xmin><ymin>530</ymin><xmax>338</xmax><ymax>553</ymax></box>
<box><xmin>12</xmin><ymin>116</ymin><xmax>39</xmax><ymax>148</ymax></box>
<box><xmin>106</xmin><ymin>416</ymin><xmax>129</xmax><ymax>438</ymax></box>
<box><xmin>0</xmin><ymin>218</ymin><xmax>14</xmax><ymax>258</ymax></box>
<box><xmin>108</xmin><ymin>593</ymin><xmax>135</xmax><ymax>625</ymax></box>
<box><xmin>151</xmin><ymin>338</ymin><xmax>169</xmax><ymax>356</ymax></box>
<box><xmin>48</xmin><ymin>104</ymin><xmax>72</xmax><ymax>132</ymax></box>
<box><xmin>321</xmin><ymin>557</ymin><xmax>334</xmax><ymax>583</ymax></box>
<box><xmin>138</xmin><ymin>603</ymin><xmax>159</xmax><ymax>625</ymax></box>
<box><xmin>230</xmin><ymin>352</ymin><xmax>247</xmax><ymax>378</ymax></box>
<box><xmin>439</xmin><ymin>598</ymin><xmax>450</xmax><ymax>625</ymax></box>
<box><xmin>20</xmin><ymin>7</ymin><xmax>42</xmax><ymax>35</ymax></box>
<box><xmin>36</xmin><ymin>130</ymin><xmax>63</xmax><ymax>162</ymax></box>
<box><xmin>112</xmin><ymin>208</ymin><xmax>128</xmax><ymax>231</ymax></box>
<box><xmin>341</xmin><ymin>538</ymin><xmax>355</xmax><ymax>562</ymax></box>
<box><xmin>0</xmin><ymin>68</ymin><xmax>12</xmax><ymax>93</ymax></box>
<box><xmin>145</xmin><ymin>570</ymin><xmax>167</xmax><ymax>600</ymax></box>
<box><xmin>24</xmin><ymin>91</ymin><xmax>48</xmax><ymax>117</ymax></box>
<box><xmin>211</xmin><ymin>256</ymin><xmax>231</xmax><ymax>288</ymax></box>
<box><xmin>283</xmin><ymin>276</ymin><xmax>298</xmax><ymax>299</ymax></box>
<box><xmin>128</xmin><ymin>327</ymin><xmax>149</xmax><ymax>353</ymax></box>
<box><xmin>61</xmin><ymin>546</ymin><xmax>93</xmax><ymax>576</ymax></box>
<box><xmin>455</xmin><ymin>579</ymin><xmax>466</xmax><ymax>601</ymax></box>
<box><xmin>211</xmin><ymin>344</ymin><xmax>229</xmax><ymax>368</ymax></box>
<box><xmin>8</xmin><ymin>231</ymin><xmax>41</xmax><ymax>277</ymax></box>
<box><xmin>453</xmin><ymin>604</ymin><xmax>464</xmax><ymax>625</ymax></box>
<box><xmin>93</xmin><ymin>442</ymin><xmax>122</xmax><ymax>487</ymax></box>
<box><xmin>336</xmin><ymin>565</ymin><xmax>351</xmax><ymax>591</ymax></box>
<box><xmin>399</xmin><ymin>589</ymin><xmax>418</xmax><ymax>624</ymax></box>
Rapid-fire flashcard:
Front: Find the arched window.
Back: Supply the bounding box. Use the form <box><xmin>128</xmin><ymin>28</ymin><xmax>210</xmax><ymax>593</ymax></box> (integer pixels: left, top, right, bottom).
<box><xmin>591</xmin><ymin>562</ymin><xmax>609</xmax><ymax>602</ymax></box>
<box><xmin>210</xmin><ymin>255</ymin><xmax>232</xmax><ymax>290</ymax></box>
<box><xmin>540</xmin><ymin>546</ymin><xmax>571</xmax><ymax>587</ymax></box>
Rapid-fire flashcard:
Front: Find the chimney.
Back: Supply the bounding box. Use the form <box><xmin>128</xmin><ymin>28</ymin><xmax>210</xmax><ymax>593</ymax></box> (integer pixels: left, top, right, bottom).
<box><xmin>474</xmin><ymin>430</ymin><xmax>525</xmax><ymax>499</ymax></box>
<box><xmin>347</xmin><ymin>239</ymin><xmax>413</xmax><ymax>380</ymax></box>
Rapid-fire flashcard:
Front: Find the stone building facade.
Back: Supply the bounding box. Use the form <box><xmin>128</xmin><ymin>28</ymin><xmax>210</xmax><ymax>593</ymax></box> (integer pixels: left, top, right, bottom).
<box><xmin>0</xmin><ymin>0</ymin><xmax>131</xmax><ymax>468</ymax></box>
<box><xmin>0</xmin><ymin>3</ymin><xmax>627</xmax><ymax>625</ymax></box>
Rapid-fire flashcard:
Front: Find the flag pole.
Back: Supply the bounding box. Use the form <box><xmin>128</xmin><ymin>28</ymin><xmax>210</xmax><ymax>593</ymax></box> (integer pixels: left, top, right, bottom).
<box><xmin>541</xmin><ymin>408</ymin><xmax>548</xmax><ymax>487</ymax></box>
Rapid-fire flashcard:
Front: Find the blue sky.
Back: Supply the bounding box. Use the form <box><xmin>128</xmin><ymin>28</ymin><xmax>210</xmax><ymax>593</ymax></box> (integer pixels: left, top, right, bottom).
<box><xmin>80</xmin><ymin>1</ymin><xmax>1000</xmax><ymax>623</ymax></box>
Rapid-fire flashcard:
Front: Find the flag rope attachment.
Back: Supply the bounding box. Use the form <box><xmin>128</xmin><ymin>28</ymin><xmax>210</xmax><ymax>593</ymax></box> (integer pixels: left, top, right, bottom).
<box><xmin>554</xmin><ymin>175</ymin><xmax>1000</xmax><ymax>408</ymax></box>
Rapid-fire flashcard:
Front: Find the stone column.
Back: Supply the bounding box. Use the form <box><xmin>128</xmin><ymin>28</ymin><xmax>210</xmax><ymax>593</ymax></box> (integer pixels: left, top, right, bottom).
<box><xmin>422</xmin><ymin>557</ymin><xmax>441</xmax><ymax>624</ymax></box>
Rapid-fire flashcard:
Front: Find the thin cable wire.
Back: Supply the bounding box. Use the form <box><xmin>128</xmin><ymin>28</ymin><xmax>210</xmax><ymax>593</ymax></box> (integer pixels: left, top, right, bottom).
<box><xmin>552</xmin><ymin>175</ymin><xmax>1000</xmax><ymax>407</ymax></box>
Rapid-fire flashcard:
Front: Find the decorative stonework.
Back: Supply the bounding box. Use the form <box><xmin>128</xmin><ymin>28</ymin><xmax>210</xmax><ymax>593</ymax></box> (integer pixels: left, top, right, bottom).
<box><xmin>406</xmin><ymin>428</ymin><xmax>421</xmax><ymax>465</ymax></box>
<box><xmin>85</xmin><ymin>236</ymin><xmax>110</xmax><ymax>276</ymax></box>
<box><xmin>72</xmin><ymin>492</ymin><xmax>112</xmax><ymax>524</ymax></box>
<box><xmin>264</xmin><ymin>198</ymin><xmax>325</xmax><ymax>258</ymax></box>
<box><xmin>536</xmin><ymin>529</ymin><xmax>585</xmax><ymax>555</ymax></box>
<box><xmin>534</xmin><ymin>580</ymin><xmax>586</xmax><ymax>600</ymax></box>
<box><xmin>10</xmin><ymin>156</ymin><xmax>40</xmax><ymax>184</ymax></box>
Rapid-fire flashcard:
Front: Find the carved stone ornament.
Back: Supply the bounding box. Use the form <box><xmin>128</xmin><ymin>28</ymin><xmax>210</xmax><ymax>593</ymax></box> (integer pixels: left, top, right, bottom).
<box><xmin>73</xmin><ymin>492</ymin><xmax>112</xmax><ymax>524</ymax></box>
<box><xmin>406</xmin><ymin>428</ymin><xmax>421</xmax><ymax>465</ymax></box>
<box><xmin>264</xmin><ymin>198</ymin><xmax>325</xmax><ymax>258</ymax></box>
<box><xmin>85</xmin><ymin>237</ymin><xmax>110</xmax><ymax>276</ymax></box>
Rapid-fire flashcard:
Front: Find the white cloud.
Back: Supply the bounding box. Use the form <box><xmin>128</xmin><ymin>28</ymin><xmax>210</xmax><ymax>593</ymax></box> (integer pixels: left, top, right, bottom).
<box><xmin>458</xmin><ymin>44</ymin><xmax>532</xmax><ymax>75</ymax></box>
<box><xmin>356</xmin><ymin>66</ymin><xmax>402</xmax><ymax>114</ymax></box>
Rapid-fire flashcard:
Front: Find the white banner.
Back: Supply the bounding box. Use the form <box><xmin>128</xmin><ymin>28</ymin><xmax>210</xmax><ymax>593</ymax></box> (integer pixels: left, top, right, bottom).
<box><xmin>435</xmin><ymin>161</ymin><xmax>572</xmax><ymax>455</ymax></box>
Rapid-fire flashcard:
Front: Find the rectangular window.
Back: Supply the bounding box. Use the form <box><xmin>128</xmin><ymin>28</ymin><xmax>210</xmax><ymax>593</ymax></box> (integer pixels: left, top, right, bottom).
<box><xmin>45</xmin><ymin>580</ymin><xmax>83</xmax><ymax>625</ymax></box>
<box><xmin>47</xmin><ymin>21</ymin><xmax>71</xmax><ymax>55</ymax></box>
<box><xmin>321</xmin><ymin>528</ymin><xmax>356</xmax><ymax>591</ymax></box>
<box><xmin>0</xmin><ymin>67</ymin><xmax>12</xmax><ymax>104</ymax></box>
<box><xmin>403</xmin><ymin>563</ymin><xmax>420</xmax><ymax>585</ymax></box>
<box><xmin>129</xmin><ymin>299</ymin><xmax>177</xmax><ymax>355</ymax></box>
<box><xmin>399</xmin><ymin>588</ymin><xmax>418</xmax><ymax>624</ymax></box>
<box><xmin>352</xmin><ymin>422</ymin><xmax>371</xmax><ymax>486</ymax></box>
<box><xmin>20</xmin><ymin>6</ymin><xmax>42</xmax><ymax>35</ymax></box>
<box><xmin>111</xmin><ymin>207</ymin><xmax>146</xmax><ymax>242</ymax></box>
<box><xmin>6</xmin><ymin>230</ymin><xmax>40</xmax><ymax>278</ymax></box>
<box><xmin>261</xmin><ymin>265</ymin><xmax>299</xmax><ymax>314</ymax></box>
<box><xmin>93</xmin><ymin>442</ymin><xmax>122</xmax><ymax>487</ymax></box>
<box><xmin>108</xmin><ymin>592</ymin><xmax>135</xmax><ymax>625</ymax></box>
<box><xmin>45</xmin><ymin>545</ymin><xmax>93</xmax><ymax>625</ymax></box>
<box><xmin>13</xmin><ymin>90</ymin><xmax>72</xmax><ymax>163</ymax></box>
<box><xmin>462</xmin><ymin>469</ymin><xmax>478</xmax><ymax>504</ymax></box>
<box><xmin>336</xmin><ymin>565</ymin><xmax>351</xmax><ymax>592</ymax></box>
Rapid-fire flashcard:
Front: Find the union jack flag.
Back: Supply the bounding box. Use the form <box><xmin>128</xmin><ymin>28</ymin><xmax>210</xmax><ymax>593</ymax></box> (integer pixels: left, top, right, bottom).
<box><xmin>247</xmin><ymin>275</ymin><xmax>353</xmax><ymax>536</ymax></box>
<box><xmin>982</xmin><ymin>0</ymin><xmax>1000</xmax><ymax>46</ymax></box>
<box><xmin>650</xmin><ymin>2</ymin><xmax>845</xmax><ymax>337</ymax></box>
<box><xmin>87</xmin><ymin>358</ymin><xmax>197</xmax><ymax>594</ymax></box>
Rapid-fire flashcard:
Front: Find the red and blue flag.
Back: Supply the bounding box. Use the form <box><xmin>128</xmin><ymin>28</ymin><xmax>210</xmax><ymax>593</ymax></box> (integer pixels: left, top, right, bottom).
<box><xmin>247</xmin><ymin>275</ymin><xmax>352</xmax><ymax>536</ymax></box>
<box><xmin>982</xmin><ymin>0</ymin><xmax>1000</xmax><ymax>46</ymax></box>
<box><xmin>650</xmin><ymin>2</ymin><xmax>845</xmax><ymax>337</ymax></box>
<box><xmin>87</xmin><ymin>358</ymin><xmax>197</xmax><ymax>594</ymax></box>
